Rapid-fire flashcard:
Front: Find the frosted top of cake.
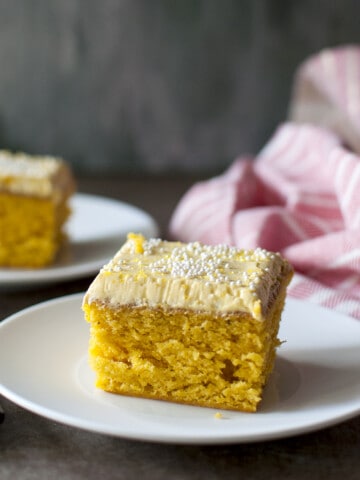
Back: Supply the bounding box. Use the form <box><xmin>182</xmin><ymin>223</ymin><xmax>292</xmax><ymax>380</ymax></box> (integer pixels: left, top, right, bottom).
<box><xmin>0</xmin><ymin>150</ymin><xmax>75</xmax><ymax>199</ymax></box>
<box><xmin>83</xmin><ymin>234</ymin><xmax>293</xmax><ymax>321</ymax></box>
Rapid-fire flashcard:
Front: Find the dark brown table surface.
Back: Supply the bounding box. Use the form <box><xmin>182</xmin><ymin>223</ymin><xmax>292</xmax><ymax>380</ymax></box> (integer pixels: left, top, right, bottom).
<box><xmin>1</xmin><ymin>175</ymin><xmax>359</xmax><ymax>480</ymax></box>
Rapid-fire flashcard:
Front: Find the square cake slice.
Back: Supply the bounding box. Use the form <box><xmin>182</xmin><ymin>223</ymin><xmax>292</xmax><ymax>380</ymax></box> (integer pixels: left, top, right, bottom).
<box><xmin>0</xmin><ymin>150</ymin><xmax>75</xmax><ymax>268</ymax></box>
<box><xmin>82</xmin><ymin>233</ymin><xmax>293</xmax><ymax>412</ymax></box>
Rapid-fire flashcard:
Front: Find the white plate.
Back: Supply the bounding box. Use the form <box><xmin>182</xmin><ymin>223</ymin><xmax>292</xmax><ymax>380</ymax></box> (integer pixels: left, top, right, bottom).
<box><xmin>0</xmin><ymin>294</ymin><xmax>359</xmax><ymax>445</ymax></box>
<box><xmin>0</xmin><ymin>193</ymin><xmax>158</xmax><ymax>288</ymax></box>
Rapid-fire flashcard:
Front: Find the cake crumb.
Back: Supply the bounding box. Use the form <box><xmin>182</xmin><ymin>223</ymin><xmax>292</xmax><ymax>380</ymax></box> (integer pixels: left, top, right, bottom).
<box><xmin>214</xmin><ymin>412</ymin><xmax>223</xmax><ymax>419</ymax></box>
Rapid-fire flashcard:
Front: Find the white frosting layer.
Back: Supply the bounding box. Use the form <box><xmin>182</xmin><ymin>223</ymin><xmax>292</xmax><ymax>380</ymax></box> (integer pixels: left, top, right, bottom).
<box><xmin>0</xmin><ymin>150</ymin><xmax>75</xmax><ymax>200</ymax></box>
<box><xmin>83</xmin><ymin>234</ymin><xmax>293</xmax><ymax>321</ymax></box>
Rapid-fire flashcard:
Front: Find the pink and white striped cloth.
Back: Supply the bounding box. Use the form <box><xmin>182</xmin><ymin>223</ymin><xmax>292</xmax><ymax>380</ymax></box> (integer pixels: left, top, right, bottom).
<box><xmin>290</xmin><ymin>45</ymin><xmax>360</xmax><ymax>155</ymax></box>
<box><xmin>169</xmin><ymin>46</ymin><xmax>360</xmax><ymax>320</ymax></box>
<box><xmin>170</xmin><ymin>45</ymin><xmax>360</xmax><ymax>319</ymax></box>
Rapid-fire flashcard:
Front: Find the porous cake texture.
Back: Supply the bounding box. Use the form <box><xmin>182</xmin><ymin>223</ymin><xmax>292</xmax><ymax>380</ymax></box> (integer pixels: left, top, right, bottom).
<box><xmin>0</xmin><ymin>150</ymin><xmax>75</xmax><ymax>268</ymax></box>
<box><xmin>83</xmin><ymin>233</ymin><xmax>293</xmax><ymax>412</ymax></box>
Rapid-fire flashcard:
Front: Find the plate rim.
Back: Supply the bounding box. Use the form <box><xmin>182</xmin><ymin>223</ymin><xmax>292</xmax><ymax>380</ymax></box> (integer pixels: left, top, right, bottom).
<box><xmin>0</xmin><ymin>294</ymin><xmax>359</xmax><ymax>445</ymax></box>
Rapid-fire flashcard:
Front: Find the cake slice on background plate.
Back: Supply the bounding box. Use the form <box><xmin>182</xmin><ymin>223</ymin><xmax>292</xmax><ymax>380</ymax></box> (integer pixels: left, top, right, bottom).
<box><xmin>0</xmin><ymin>150</ymin><xmax>76</xmax><ymax>268</ymax></box>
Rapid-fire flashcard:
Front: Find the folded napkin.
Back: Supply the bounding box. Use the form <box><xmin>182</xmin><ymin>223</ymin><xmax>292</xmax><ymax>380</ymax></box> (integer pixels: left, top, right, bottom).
<box><xmin>169</xmin><ymin>47</ymin><xmax>360</xmax><ymax>320</ymax></box>
<box><xmin>169</xmin><ymin>45</ymin><xmax>360</xmax><ymax>319</ymax></box>
<box><xmin>290</xmin><ymin>45</ymin><xmax>360</xmax><ymax>155</ymax></box>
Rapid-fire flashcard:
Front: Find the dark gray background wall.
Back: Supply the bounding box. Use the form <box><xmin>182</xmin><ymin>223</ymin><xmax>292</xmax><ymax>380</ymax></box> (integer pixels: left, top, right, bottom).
<box><xmin>0</xmin><ymin>0</ymin><xmax>360</xmax><ymax>175</ymax></box>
